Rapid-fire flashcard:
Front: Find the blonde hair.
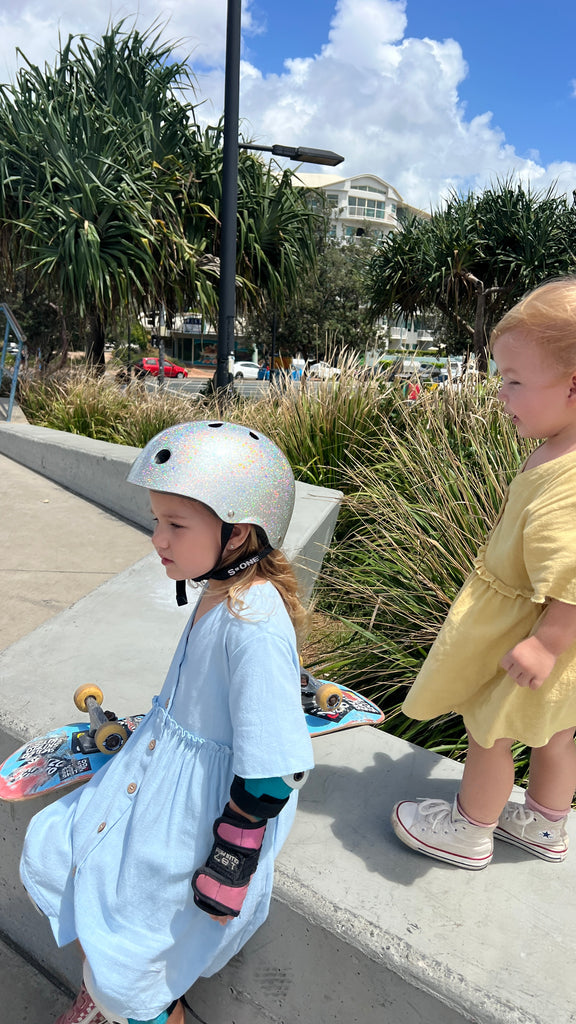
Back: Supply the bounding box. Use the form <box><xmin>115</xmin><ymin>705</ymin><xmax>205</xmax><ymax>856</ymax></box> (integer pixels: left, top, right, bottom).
<box><xmin>209</xmin><ymin>525</ymin><xmax>310</xmax><ymax>648</ymax></box>
<box><xmin>490</xmin><ymin>277</ymin><xmax>576</xmax><ymax>371</ymax></box>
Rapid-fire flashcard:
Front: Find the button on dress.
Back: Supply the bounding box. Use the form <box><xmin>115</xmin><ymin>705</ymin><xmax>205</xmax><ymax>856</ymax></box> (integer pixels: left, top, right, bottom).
<box><xmin>20</xmin><ymin>582</ymin><xmax>314</xmax><ymax>1021</ymax></box>
<box><xmin>403</xmin><ymin>452</ymin><xmax>576</xmax><ymax>748</ymax></box>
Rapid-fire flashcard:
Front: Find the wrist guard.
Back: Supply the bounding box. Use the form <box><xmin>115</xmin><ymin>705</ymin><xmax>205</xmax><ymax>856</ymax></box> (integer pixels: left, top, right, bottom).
<box><xmin>192</xmin><ymin>804</ymin><xmax>266</xmax><ymax>918</ymax></box>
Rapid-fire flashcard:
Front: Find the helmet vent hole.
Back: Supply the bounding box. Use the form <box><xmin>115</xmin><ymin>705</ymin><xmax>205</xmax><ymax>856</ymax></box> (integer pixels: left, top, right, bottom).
<box><xmin>249</xmin><ymin>431</ymin><xmax>259</xmax><ymax>440</ymax></box>
<box><xmin>209</xmin><ymin>422</ymin><xmax>224</xmax><ymax>429</ymax></box>
<box><xmin>154</xmin><ymin>448</ymin><xmax>172</xmax><ymax>464</ymax></box>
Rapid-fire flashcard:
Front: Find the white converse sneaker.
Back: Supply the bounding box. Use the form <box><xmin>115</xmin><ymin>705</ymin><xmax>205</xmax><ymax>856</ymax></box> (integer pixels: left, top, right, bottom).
<box><xmin>391</xmin><ymin>796</ymin><xmax>494</xmax><ymax>869</ymax></box>
<box><xmin>494</xmin><ymin>802</ymin><xmax>569</xmax><ymax>862</ymax></box>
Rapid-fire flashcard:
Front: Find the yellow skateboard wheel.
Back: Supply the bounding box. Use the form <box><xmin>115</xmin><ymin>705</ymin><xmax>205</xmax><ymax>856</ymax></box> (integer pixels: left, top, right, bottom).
<box><xmin>315</xmin><ymin>683</ymin><xmax>342</xmax><ymax>712</ymax></box>
<box><xmin>74</xmin><ymin>684</ymin><xmax>104</xmax><ymax>712</ymax></box>
<box><xmin>94</xmin><ymin>721</ymin><xmax>129</xmax><ymax>754</ymax></box>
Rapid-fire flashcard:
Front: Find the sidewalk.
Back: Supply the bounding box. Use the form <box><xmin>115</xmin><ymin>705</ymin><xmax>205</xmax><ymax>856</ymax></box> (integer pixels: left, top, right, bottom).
<box><xmin>0</xmin><ymin>401</ymin><xmax>152</xmax><ymax>1022</ymax></box>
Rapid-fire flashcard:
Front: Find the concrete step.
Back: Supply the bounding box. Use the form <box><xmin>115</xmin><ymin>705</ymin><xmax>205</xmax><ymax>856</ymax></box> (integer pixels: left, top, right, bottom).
<box><xmin>0</xmin><ymin>933</ymin><xmax>72</xmax><ymax>1023</ymax></box>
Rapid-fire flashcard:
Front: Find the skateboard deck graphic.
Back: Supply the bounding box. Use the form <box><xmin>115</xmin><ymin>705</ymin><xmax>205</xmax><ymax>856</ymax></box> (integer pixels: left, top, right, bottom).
<box><xmin>0</xmin><ymin>715</ymin><xmax>145</xmax><ymax>802</ymax></box>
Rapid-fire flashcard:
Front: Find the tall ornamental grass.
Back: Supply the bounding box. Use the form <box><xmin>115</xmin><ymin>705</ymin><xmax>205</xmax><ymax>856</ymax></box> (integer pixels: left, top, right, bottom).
<box><xmin>19</xmin><ymin>353</ymin><xmax>398</xmax><ymax>488</ymax></box>
<box><xmin>315</xmin><ymin>382</ymin><xmax>534</xmax><ymax>782</ymax></box>
<box><xmin>18</xmin><ymin>372</ymin><xmax>207</xmax><ymax>447</ymax></box>
<box><xmin>18</xmin><ymin>365</ymin><xmax>535</xmax><ymax>781</ymax></box>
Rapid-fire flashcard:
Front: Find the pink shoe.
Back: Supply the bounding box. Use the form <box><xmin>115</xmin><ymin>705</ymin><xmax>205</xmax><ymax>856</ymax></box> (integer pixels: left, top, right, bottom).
<box><xmin>55</xmin><ymin>982</ymin><xmax>108</xmax><ymax>1024</ymax></box>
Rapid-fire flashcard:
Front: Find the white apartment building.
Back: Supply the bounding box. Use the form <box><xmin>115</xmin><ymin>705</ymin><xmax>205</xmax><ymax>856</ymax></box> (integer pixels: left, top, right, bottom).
<box><xmin>294</xmin><ymin>171</ymin><xmax>427</xmax><ymax>242</ymax></box>
<box><xmin>295</xmin><ymin>171</ymin><xmax>434</xmax><ymax>353</ymax></box>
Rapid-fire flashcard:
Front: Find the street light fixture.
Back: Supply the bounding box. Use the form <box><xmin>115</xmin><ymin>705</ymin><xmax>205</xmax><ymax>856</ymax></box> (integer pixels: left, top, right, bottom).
<box><xmin>240</xmin><ymin>142</ymin><xmax>344</xmax><ymax>167</ymax></box>
<box><xmin>216</xmin><ymin>0</ymin><xmax>344</xmax><ymax>390</ymax></box>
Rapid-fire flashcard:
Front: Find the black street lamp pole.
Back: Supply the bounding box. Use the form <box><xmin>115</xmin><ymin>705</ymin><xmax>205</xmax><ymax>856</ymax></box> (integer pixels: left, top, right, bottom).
<box><xmin>216</xmin><ymin>0</ymin><xmax>344</xmax><ymax>392</ymax></box>
<box><xmin>217</xmin><ymin>0</ymin><xmax>242</xmax><ymax>391</ymax></box>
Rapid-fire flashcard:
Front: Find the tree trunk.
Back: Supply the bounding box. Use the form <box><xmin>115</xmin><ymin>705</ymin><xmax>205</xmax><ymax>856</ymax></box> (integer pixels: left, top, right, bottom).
<box><xmin>461</xmin><ymin>271</ymin><xmax>488</xmax><ymax>374</ymax></box>
<box><xmin>50</xmin><ymin>303</ymin><xmax>70</xmax><ymax>371</ymax></box>
<box><xmin>473</xmin><ymin>282</ymin><xmax>488</xmax><ymax>373</ymax></box>
<box><xmin>86</xmin><ymin>313</ymin><xmax>106</xmax><ymax>372</ymax></box>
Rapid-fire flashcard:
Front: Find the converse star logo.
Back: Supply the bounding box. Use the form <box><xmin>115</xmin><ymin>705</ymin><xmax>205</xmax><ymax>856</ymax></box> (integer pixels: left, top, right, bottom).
<box><xmin>541</xmin><ymin>829</ymin><xmax>553</xmax><ymax>839</ymax></box>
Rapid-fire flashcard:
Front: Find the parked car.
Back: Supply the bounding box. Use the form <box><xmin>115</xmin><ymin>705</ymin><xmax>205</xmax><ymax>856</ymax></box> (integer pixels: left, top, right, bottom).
<box><xmin>133</xmin><ymin>357</ymin><xmax>188</xmax><ymax>378</ymax></box>
<box><xmin>307</xmin><ymin>361</ymin><xmax>341</xmax><ymax>380</ymax></box>
<box><xmin>233</xmin><ymin>360</ymin><xmax>260</xmax><ymax>379</ymax></box>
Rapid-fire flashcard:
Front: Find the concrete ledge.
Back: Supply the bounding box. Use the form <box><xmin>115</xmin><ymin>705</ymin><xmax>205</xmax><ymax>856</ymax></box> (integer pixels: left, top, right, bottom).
<box><xmin>0</xmin><ymin>422</ymin><xmax>341</xmax><ymax>602</ymax></box>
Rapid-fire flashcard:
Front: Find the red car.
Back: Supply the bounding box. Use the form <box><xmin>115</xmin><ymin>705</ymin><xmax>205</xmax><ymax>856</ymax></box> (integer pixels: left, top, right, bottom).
<box><xmin>134</xmin><ymin>357</ymin><xmax>188</xmax><ymax>378</ymax></box>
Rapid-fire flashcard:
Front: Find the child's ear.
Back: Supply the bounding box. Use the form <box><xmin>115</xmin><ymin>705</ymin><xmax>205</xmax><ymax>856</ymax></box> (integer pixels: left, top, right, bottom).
<box><xmin>227</xmin><ymin>523</ymin><xmax>251</xmax><ymax>550</ymax></box>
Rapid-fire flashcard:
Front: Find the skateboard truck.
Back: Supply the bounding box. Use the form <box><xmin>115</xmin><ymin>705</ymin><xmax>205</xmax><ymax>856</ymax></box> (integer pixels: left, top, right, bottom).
<box><xmin>300</xmin><ymin>668</ymin><xmax>342</xmax><ymax>712</ymax></box>
<box><xmin>73</xmin><ymin>685</ymin><xmax>129</xmax><ymax>755</ymax></box>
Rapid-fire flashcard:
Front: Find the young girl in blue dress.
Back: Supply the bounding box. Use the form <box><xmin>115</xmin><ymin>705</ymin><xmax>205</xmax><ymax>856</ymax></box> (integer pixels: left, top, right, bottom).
<box><xmin>21</xmin><ymin>420</ymin><xmax>314</xmax><ymax>1024</ymax></box>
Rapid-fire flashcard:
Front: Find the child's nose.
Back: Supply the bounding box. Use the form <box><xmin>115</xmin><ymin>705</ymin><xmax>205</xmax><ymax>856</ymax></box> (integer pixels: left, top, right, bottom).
<box><xmin>152</xmin><ymin>523</ymin><xmax>167</xmax><ymax>549</ymax></box>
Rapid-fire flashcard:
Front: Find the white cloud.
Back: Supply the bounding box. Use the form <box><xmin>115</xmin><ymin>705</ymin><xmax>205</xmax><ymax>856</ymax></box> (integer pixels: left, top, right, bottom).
<box><xmin>229</xmin><ymin>0</ymin><xmax>576</xmax><ymax>210</ymax></box>
<box><xmin>0</xmin><ymin>0</ymin><xmax>261</xmax><ymax>79</ymax></box>
<box><xmin>0</xmin><ymin>0</ymin><xmax>574</xmax><ymax>210</ymax></box>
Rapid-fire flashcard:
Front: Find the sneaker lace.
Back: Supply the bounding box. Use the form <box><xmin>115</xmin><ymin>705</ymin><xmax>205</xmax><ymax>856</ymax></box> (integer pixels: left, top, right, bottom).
<box><xmin>415</xmin><ymin>798</ymin><xmax>454</xmax><ymax>831</ymax></box>
<box><xmin>506</xmin><ymin>804</ymin><xmax>534</xmax><ymax>828</ymax></box>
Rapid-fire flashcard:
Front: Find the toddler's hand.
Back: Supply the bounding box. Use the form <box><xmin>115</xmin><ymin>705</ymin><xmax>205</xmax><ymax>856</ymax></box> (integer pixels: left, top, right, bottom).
<box><xmin>500</xmin><ymin>636</ymin><xmax>556</xmax><ymax>690</ymax></box>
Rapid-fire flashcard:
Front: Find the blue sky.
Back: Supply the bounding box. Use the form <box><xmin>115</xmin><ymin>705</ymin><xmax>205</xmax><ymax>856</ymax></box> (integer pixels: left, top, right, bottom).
<box><xmin>242</xmin><ymin>1</ymin><xmax>576</xmax><ymax>168</ymax></box>
<box><xmin>0</xmin><ymin>0</ymin><xmax>575</xmax><ymax>209</ymax></box>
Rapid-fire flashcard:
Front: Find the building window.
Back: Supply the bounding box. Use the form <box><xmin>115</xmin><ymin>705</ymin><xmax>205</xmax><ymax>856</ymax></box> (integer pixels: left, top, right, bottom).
<box><xmin>348</xmin><ymin>196</ymin><xmax>385</xmax><ymax>219</ymax></box>
<box><xmin>352</xmin><ymin>184</ymin><xmax>387</xmax><ymax>196</ymax></box>
<box><xmin>326</xmin><ymin>193</ymin><xmax>340</xmax><ymax>207</ymax></box>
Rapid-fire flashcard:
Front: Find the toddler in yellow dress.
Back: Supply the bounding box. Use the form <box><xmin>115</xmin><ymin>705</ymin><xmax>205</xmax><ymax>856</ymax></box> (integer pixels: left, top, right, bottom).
<box><xmin>392</xmin><ymin>278</ymin><xmax>576</xmax><ymax>869</ymax></box>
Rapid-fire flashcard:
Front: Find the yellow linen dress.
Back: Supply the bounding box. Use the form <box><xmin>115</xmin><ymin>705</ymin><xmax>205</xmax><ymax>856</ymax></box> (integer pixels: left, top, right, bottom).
<box><xmin>402</xmin><ymin>451</ymin><xmax>576</xmax><ymax>748</ymax></box>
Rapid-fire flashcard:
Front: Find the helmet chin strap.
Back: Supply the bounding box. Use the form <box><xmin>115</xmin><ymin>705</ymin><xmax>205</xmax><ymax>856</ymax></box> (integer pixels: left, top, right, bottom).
<box><xmin>175</xmin><ymin>523</ymin><xmax>272</xmax><ymax>605</ymax></box>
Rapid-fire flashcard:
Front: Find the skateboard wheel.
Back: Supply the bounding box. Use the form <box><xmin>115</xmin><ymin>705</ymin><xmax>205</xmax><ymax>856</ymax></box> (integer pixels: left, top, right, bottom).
<box><xmin>94</xmin><ymin>721</ymin><xmax>129</xmax><ymax>754</ymax></box>
<box><xmin>315</xmin><ymin>683</ymin><xmax>342</xmax><ymax>712</ymax></box>
<box><xmin>74</xmin><ymin>684</ymin><xmax>104</xmax><ymax>712</ymax></box>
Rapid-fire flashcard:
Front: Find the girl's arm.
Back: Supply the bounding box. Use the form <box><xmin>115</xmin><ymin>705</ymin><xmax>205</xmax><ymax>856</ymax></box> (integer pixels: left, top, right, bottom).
<box><xmin>192</xmin><ymin>774</ymin><xmax>307</xmax><ymax>925</ymax></box>
<box><xmin>500</xmin><ymin>599</ymin><xmax>576</xmax><ymax>690</ymax></box>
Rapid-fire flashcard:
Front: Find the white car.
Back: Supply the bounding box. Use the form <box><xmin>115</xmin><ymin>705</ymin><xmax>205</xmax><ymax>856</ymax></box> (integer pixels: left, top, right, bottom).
<box><xmin>308</xmin><ymin>362</ymin><xmax>341</xmax><ymax>380</ymax></box>
<box><xmin>233</xmin><ymin>360</ymin><xmax>260</xmax><ymax>379</ymax></box>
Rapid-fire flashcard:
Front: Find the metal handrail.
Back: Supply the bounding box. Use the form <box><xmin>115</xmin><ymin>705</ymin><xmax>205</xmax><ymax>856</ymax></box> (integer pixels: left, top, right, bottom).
<box><xmin>0</xmin><ymin>303</ymin><xmax>27</xmax><ymax>422</ymax></box>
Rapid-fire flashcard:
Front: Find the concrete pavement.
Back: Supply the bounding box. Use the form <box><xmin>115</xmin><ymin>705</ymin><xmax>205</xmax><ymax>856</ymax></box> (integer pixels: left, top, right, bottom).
<box><xmin>0</xmin><ymin>454</ymin><xmax>152</xmax><ymax>650</ymax></box>
<box><xmin>0</xmin><ymin>932</ymin><xmax>72</xmax><ymax>1022</ymax></box>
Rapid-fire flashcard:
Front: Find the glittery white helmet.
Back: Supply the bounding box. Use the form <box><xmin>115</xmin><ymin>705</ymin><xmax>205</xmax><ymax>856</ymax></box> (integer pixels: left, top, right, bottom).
<box><xmin>127</xmin><ymin>420</ymin><xmax>295</xmax><ymax>548</ymax></box>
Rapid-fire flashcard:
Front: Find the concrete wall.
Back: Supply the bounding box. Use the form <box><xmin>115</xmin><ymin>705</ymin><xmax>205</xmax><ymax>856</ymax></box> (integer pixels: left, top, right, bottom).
<box><xmin>0</xmin><ymin>422</ymin><xmax>341</xmax><ymax>602</ymax></box>
<box><xmin>0</xmin><ymin>424</ymin><xmax>574</xmax><ymax>1023</ymax></box>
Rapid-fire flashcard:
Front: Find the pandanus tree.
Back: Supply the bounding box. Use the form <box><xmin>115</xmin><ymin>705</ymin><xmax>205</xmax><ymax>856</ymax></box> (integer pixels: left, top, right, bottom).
<box><xmin>367</xmin><ymin>180</ymin><xmax>576</xmax><ymax>371</ymax></box>
<box><xmin>0</xmin><ymin>23</ymin><xmax>211</xmax><ymax>366</ymax></box>
<box><xmin>0</xmin><ymin>23</ymin><xmax>319</xmax><ymax>368</ymax></box>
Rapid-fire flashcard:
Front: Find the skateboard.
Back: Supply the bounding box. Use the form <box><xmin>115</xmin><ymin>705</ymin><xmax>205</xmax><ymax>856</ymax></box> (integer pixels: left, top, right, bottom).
<box><xmin>0</xmin><ymin>684</ymin><xmax>145</xmax><ymax>802</ymax></box>
<box><xmin>0</xmin><ymin>673</ymin><xmax>384</xmax><ymax>803</ymax></box>
<box><xmin>300</xmin><ymin>669</ymin><xmax>384</xmax><ymax>736</ymax></box>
